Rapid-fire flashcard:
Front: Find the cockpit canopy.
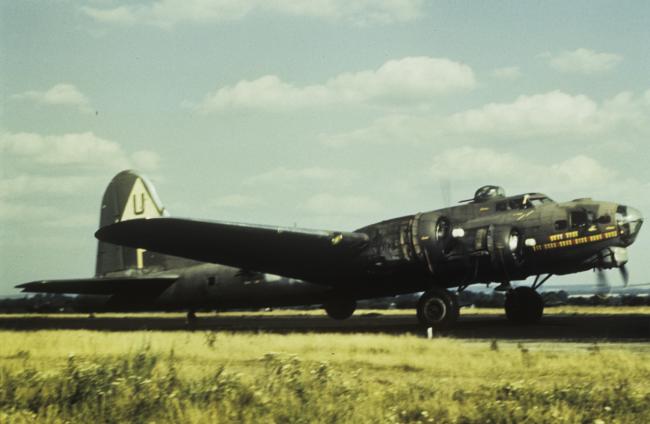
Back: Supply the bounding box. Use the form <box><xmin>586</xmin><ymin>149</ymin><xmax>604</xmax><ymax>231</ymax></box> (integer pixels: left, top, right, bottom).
<box><xmin>495</xmin><ymin>194</ymin><xmax>554</xmax><ymax>211</ymax></box>
<box><xmin>473</xmin><ymin>185</ymin><xmax>506</xmax><ymax>203</ymax></box>
<box><xmin>464</xmin><ymin>185</ymin><xmax>554</xmax><ymax>211</ymax></box>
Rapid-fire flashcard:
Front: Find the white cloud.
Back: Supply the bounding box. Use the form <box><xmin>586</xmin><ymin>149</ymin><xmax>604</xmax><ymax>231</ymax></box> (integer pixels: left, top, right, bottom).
<box><xmin>0</xmin><ymin>131</ymin><xmax>162</xmax><ymax>228</ymax></box>
<box><xmin>301</xmin><ymin>192</ymin><xmax>381</xmax><ymax>215</ymax></box>
<box><xmin>446</xmin><ymin>90</ymin><xmax>650</xmax><ymax>138</ymax></box>
<box><xmin>540</xmin><ymin>48</ymin><xmax>622</xmax><ymax>75</ymax></box>
<box><xmin>446</xmin><ymin>91</ymin><xmax>600</xmax><ymax>137</ymax></box>
<box><xmin>82</xmin><ymin>0</ymin><xmax>424</xmax><ymax>28</ymax></box>
<box><xmin>82</xmin><ymin>5</ymin><xmax>138</xmax><ymax>25</ymax></box>
<box><xmin>131</xmin><ymin>150</ymin><xmax>162</xmax><ymax>172</ymax></box>
<box><xmin>12</xmin><ymin>83</ymin><xmax>93</xmax><ymax>114</ymax></box>
<box><xmin>213</xmin><ymin>194</ymin><xmax>265</xmax><ymax>208</ymax></box>
<box><xmin>322</xmin><ymin>90</ymin><xmax>650</xmax><ymax>146</ymax></box>
<box><xmin>0</xmin><ymin>202</ymin><xmax>59</xmax><ymax>222</ymax></box>
<box><xmin>193</xmin><ymin>57</ymin><xmax>476</xmax><ymax>112</ymax></box>
<box><xmin>0</xmin><ymin>131</ymin><xmax>160</xmax><ymax>171</ymax></box>
<box><xmin>320</xmin><ymin>114</ymin><xmax>418</xmax><ymax>146</ymax></box>
<box><xmin>1</xmin><ymin>131</ymin><xmax>124</xmax><ymax>168</ymax></box>
<box><xmin>0</xmin><ymin>175</ymin><xmax>96</xmax><ymax>199</ymax></box>
<box><xmin>426</xmin><ymin>146</ymin><xmax>624</xmax><ymax>199</ymax></box>
<box><xmin>492</xmin><ymin>66</ymin><xmax>521</xmax><ymax>80</ymax></box>
<box><xmin>245</xmin><ymin>166</ymin><xmax>357</xmax><ymax>185</ymax></box>
<box><xmin>43</xmin><ymin>213</ymin><xmax>98</xmax><ymax>228</ymax></box>
<box><xmin>428</xmin><ymin>147</ymin><xmax>617</xmax><ymax>193</ymax></box>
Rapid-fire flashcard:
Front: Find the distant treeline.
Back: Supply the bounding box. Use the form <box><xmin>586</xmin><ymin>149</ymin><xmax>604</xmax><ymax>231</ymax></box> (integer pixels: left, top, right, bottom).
<box><xmin>359</xmin><ymin>291</ymin><xmax>650</xmax><ymax>309</ymax></box>
<box><xmin>1</xmin><ymin>292</ymin><xmax>649</xmax><ymax>313</ymax></box>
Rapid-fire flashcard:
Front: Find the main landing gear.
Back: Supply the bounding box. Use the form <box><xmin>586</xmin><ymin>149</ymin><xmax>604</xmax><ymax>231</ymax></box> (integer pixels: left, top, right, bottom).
<box><xmin>504</xmin><ymin>287</ymin><xmax>544</xmax><ymax>324</ymax></box>
<box><xmin>416</xmin><ymin>288</ymin><xmax>459</xmax><ymax>330</ymax></box>
<box><xmin>503</xmin><ymin>274</ymin><xmax>550</xmax><ymax>324</ymax></box>
<box><xmin>324</xmin><ymin>300</ymin><xmax>357</xmax><ymax>320</ymax></box>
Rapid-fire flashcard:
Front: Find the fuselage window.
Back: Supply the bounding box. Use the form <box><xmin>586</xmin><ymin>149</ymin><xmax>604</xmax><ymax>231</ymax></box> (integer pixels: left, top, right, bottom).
<box><xmin>597</xmin><ymin>215</ymin><xmax>612</xmax><ymax>224</ymax></box>
<box><xmin>555</xmin><ymin>220</ymin><xmax>568</xmax><ymax>230</ymax></box>
<box><xmin>208</xmin><ymin>276</ymin><xmax>216</xmax><ymax>286</ymax></box>
<box><xmin>496</xmin><ymin>201</ymin><xmax>508</xmax><ymax>212</ymax></box>
<box><xmin>570</xmin><ymin>211</ymin><xmax>588</xmax><ymax>229</ymax></box>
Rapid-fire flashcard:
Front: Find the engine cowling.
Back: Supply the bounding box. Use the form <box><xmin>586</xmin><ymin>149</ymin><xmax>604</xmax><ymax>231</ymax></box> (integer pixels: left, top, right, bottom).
<box><xmin>487</xmin><ymin>224</ymin><xmax>525</xmax><ymax>277</ymax></box>
<box><xmin>412</xmin><ymin>212</ymin><xmax>452</xmax><ymax>274</ymax></box>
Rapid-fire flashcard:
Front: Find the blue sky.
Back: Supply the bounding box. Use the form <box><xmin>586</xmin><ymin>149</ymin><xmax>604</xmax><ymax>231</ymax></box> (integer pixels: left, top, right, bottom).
<box><xmin>1</xmin><ymin>0</ymin><xmax>649</xmax><ymax>294</ymax></box>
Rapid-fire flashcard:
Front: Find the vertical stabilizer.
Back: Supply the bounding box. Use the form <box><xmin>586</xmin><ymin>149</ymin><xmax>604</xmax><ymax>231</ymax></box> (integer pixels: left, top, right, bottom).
<box><xmin>96</xmin><ymin>170</ymin><xmax>191</xmax><ymax>276</ymax></box>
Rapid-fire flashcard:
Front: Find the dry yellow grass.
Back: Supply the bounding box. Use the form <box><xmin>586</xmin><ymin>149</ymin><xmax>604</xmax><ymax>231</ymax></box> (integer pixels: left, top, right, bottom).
<box><xmin>1</xmin><ymin>330</ymin><xmax>649</xmax><ymax>423</ymax></box>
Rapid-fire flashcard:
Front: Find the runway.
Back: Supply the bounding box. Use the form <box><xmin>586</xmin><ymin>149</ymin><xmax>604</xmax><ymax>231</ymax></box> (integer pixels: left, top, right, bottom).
<box><xmin>1</xmin><ymin>312</ymin><xmax>649</xmax><ymax>340</ymax></box>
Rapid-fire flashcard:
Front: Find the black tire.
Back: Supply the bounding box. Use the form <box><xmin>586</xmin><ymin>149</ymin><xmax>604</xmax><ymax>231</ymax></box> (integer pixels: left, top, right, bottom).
<box><xmin>416</xmin><ymin>288</ymin><xmax>459</xmax><ymax>329</ymax></box>
<box><xmin>186</xmin><ymin>310</ymin><xmax>198</xmax><ymax>328</ymax></box>
<box><xmin>324</xmin><ymin>300</ymin><xmax>356</xmax><ymax>320</ymax></box>
<box><xmin>505</xmin><ymin>287</ymin><xmax>544</xmax><ymax>324</ymax></box>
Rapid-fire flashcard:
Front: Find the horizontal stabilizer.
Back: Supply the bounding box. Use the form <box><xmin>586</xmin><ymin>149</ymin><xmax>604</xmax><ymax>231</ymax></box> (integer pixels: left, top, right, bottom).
<box><xmin>96</xmin><ymin>218</ymin><xmax>370</xmax><ymax>283</ymax></box>
<box><xmin>16</xmin><ymin>276</ymin><xmax>178</xmax><ymax>296</ymax></box>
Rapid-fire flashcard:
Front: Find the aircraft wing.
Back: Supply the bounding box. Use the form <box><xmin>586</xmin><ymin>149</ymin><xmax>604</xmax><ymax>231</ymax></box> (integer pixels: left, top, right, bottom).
<box><xmin>96</xmin><ymin>218</ymin><xmax>370</xmax><ymax>284</ymax></box>
<box><xmin>16</xmin><ymin>276</ymin><xmax>178</xmax><ymax>296</ymax></box>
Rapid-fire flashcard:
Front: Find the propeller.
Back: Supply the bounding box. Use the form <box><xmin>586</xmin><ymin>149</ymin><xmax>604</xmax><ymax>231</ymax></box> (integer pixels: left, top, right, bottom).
<box><xmin>594</xmin><ymin>265</ymin><xmax>629</xmax><ymax>296</ymax></box>
<box><xmin>595</xmin><ymin>269</ymin><xmax>611</xmax><ymax>296</ymax></box>
<box><xmin>619</xmin><ymin>264</ymin><xmax>629</xmax><ymax>287</ymax></box>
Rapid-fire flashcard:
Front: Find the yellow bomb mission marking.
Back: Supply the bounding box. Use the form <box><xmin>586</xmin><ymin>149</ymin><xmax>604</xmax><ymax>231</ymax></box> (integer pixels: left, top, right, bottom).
<box><xmin>533</xmin><ymin>230</ymin><xmax>618</xmax><ymax>252</ymax></box>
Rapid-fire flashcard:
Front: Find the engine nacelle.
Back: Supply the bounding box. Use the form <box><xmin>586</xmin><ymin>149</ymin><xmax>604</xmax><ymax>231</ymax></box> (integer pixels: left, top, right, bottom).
<box><xmin>487</xmin><ymin>224</ymin><xmax>525</xmax><ymax>278</ymax></box>
<box><xmin>412</xmin><ymin>212</ymin><xmax>452</xmax><ymax>274</ymax></box>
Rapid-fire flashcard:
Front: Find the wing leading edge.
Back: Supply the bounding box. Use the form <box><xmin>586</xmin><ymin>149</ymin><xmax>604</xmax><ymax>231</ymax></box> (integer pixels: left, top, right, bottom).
<box><xmin>95</xmin><ymin>218</ymin><xmax>370</xmax><ymax>284</ymax></box>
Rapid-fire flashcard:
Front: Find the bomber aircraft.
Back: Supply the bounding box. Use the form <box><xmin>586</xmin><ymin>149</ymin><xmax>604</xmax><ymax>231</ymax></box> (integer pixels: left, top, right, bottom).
<box><xmin>18</xmin><ymin>170</ymin><xmax>643</xmax><ymax>329</ymax></box>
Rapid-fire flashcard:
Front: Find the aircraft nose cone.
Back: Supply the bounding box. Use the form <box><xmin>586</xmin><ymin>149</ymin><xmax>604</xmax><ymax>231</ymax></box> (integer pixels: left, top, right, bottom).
<box><xmin>627</xmin><ymin>206</ymin><xmax>643</xmax><ymax>235</ymax></box>
<box><xmin>627</xmin><ymin>206</ymin><xmax>643</xmax><ymax>224</ymax></box>
<box><xmin>617</xmin><ymin>205</ymin><xmax>643</xmax><ymax>245</ymax></box>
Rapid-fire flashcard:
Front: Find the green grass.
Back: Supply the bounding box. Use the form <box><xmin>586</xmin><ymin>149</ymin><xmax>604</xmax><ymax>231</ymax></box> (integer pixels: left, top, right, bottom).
<box><xmin>1</xmin><ymin>331</ymin><xmax>649</xmax><ymax>423</ymax></box>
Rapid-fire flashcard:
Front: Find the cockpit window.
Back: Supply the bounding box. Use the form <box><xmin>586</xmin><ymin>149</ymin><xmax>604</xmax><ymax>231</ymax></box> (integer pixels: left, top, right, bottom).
<box><xmin>508</xmin><ymin>196</ymin><xmax>533</xmax><ymax>210</ymax></box>
<box><xmin>494</xmin><ymin>194</ymin><xmax>553</xmax><ymax>212</ymax></box>
<box><xmin>529</xmin><ymin>197</ymin><xmax>552</xmax><ymax>206</ymax></box>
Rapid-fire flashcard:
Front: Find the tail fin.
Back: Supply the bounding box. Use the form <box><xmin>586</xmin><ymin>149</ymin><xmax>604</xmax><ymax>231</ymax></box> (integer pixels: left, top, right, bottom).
<box><xmin>95</xmin><ymin>170</ymin><xmax>195</xmax><ymax>276</ymax></box>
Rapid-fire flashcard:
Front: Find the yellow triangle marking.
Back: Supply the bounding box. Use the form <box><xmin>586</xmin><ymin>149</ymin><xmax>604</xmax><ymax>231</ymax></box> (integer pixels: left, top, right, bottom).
<box><xmin>121</xmin><ymin>177</ymin><xmax>164</xmax><ymax>221</ymax></box>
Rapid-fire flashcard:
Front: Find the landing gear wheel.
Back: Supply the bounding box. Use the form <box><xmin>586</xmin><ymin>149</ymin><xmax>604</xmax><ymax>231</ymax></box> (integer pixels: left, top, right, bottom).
<box><xmin>416</xmin><ymin>288</ymin><xmax>459</xmax><ymax>330</ymax></box>
<box><xmin>324</xmin><ymin>300</ymin><xmax>356</xmax><ymax>320</ymax></box>
<box><xmin>186</xmin><ymin>310</ymin><xmax>198</xmax><ymax>327</ymax></box>
<box><xmin>505</xmin><ymin>287</ymin><xmax>544</xmax><ymax>324</ymax></box>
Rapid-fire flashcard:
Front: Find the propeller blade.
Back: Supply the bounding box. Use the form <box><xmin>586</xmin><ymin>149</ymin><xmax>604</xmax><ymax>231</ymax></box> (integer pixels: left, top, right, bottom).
<box><xmin>619</xmin><ymin>265</ymin><xmax>629</xmax><ymax>287</ymax></box>
<box><xmin>596</xmin><ymin>269</ymin><xmax>611</xmax><ymax>295</ymax></box>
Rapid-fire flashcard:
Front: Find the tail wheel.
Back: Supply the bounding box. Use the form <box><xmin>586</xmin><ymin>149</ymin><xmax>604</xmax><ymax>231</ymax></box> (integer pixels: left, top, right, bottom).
<box><xmin>186</xmin><ymin>310</ymin><xmax>198</xmax><ymax>327</ymax></box>
<box><xmin>324</xmin><ymin>300</ymin><xmax>356</xmax><ymax>320</ymax></box>
<box><xmin>416</xmin><ymin>288</ymin><xmax>459</xmax><ymax>329</ymax></box>
<box><xmin>504</xmin><ymin>287</ymin><xmax>544</xmax><ymax>324</ymax></box>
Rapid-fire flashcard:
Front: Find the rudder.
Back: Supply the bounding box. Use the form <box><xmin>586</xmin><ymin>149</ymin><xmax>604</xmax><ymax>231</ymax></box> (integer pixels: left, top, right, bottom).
<box><xmin>95</xmin><ymin>170</ymin><xmax>193</xmax><ymax>276</ymax></box>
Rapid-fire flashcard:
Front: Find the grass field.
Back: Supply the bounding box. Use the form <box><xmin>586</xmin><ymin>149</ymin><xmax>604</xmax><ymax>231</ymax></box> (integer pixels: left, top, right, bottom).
<box><xmin>3</xmin><ymin>305</ymin><xmax>650</xmax><ymax>320</ymax></box>
<box><xmin>1</xmin><ymin>326</ymin><xmax>649</xmax><ymax>423</ymax></box>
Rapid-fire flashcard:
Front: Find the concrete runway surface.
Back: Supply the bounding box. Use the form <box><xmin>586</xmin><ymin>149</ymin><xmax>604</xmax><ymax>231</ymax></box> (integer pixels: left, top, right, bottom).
<box><xmin>0</xmin><ymin>313</ymin><xmax>649</xmax><ymax>341</ymax></box>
